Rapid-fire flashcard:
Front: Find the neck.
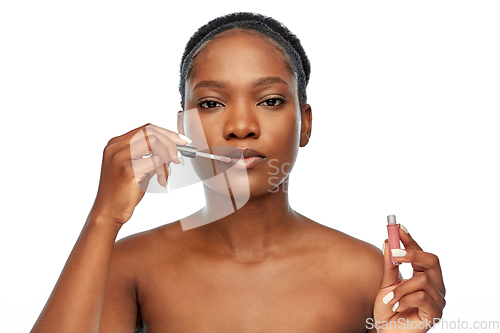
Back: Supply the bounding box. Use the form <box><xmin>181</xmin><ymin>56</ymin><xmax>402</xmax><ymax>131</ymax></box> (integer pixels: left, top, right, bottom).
<box><xmin>197</xmin><ymin>178</ymin><xmax>299</xmax><ymax>262</ymax></box>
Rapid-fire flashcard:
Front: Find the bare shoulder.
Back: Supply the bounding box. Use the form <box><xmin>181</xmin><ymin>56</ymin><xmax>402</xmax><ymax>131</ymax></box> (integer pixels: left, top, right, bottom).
<box><xmin>297</xmin><ymin>213</ymin><xmax>382</xmax><ymax>255</ymax></box>
<box><xmin>99</xmin><ymin>222</ymin><xmax>183</xmax><ymax>331</ymax></box>
<box><xmin>110</xmin><ymin>221</ymin><xmax>189</xmax><ymax>279</ymax></box>
<box><xmin>295</xmin><ymin>213</ymin><xmax>384</xmax><ymax>288</ymax></box>
<box><xmin>113</xmin><ymin>220</ymin><xmax>184</xmax><ymax>257</ymax></box>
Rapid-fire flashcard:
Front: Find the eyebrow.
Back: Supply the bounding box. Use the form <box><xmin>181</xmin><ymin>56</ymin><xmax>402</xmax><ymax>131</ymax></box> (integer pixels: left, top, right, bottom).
<box><xmin>252</xmin><ymin>76</ymin><xmax>289</xmax><ymax>88</ymax></box>
<box><xmin>192</xmin><ymin>76</ymin><xmax>289</xmax><ymax>91</ymax></box>
<box><xmin>193</xmin><ymin>80</ymin><xmax>226</xmax><ymax>91</ymax></box>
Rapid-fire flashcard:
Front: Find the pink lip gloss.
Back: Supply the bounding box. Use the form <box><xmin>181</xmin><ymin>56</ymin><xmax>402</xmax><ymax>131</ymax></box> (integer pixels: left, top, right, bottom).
<box><xmin>387</xmin><ymin>215</ymin><xmax>401</xmax><ymax>266</ymax></box>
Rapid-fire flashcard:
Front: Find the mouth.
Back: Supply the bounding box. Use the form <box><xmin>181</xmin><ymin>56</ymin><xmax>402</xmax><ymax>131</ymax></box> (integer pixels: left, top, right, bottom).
<box><xmin>226</xmin><ymin>147</ymin><xmax>266</xmax><ymax>169</ymax></box>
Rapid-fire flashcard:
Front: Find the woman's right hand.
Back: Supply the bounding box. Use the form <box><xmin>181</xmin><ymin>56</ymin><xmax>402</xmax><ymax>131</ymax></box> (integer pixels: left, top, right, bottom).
<box><xmin>89</xmin><ymin>123</ymin><xmax>190</xmax><ymax>227</ymax></box>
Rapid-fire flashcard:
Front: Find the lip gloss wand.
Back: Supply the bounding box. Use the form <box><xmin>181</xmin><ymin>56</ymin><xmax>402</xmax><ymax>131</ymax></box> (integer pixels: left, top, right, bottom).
<box><xmin>176</xmin><ymin>145</ymin><xmax>232</xmax><ymax>162</ymax></box>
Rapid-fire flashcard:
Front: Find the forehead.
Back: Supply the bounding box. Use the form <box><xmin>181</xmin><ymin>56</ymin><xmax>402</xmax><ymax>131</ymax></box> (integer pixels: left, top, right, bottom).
<box><xmin>187</xmin><ymin>30</ymin><xmax>295</xmax><ymax>89</ymax></box>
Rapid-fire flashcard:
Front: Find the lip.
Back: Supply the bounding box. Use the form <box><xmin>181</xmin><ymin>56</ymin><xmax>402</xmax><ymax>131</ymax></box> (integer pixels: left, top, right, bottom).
<box><xmin>226</xmin><ymin>147</ymin><xmax>265</xmax><ymax>158</ymax></box>
<box><xmin>226</xmin><ymin>147</ymin><xmax>266</xmax><ymax>169</ymax></box>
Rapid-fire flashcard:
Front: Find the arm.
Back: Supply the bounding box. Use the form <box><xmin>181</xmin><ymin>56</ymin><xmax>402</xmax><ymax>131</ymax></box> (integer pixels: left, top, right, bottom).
<box><xmin>30</xmin><ymin>214</ymin><xmax>121</xmax><ymax>332</ymax></box>
<box><xmin>30</xmin><ymin>124</ymin><xmax>188</xmax><ymax>332</ymax></box>
<box><xmin>98</xmin><ymin>237</ymin><xmax>143</xmax><ymax>332</ymax></box>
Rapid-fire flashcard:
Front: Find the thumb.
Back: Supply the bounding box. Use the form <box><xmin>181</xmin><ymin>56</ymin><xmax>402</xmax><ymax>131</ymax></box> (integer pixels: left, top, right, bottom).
<box><xmin>381</xmin><ymin>239</ymin><xmax>401</xmax><ymax>288</ymax></box>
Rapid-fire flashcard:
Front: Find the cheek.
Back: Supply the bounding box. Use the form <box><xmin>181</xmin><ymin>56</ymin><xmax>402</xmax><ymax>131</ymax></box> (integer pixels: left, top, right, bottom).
<box><xmin>269</xmin><ymin>111</ymin><xmax>301</xmax><ymax>155</ymax></box>
<box><xmin>181</xmin><ymin>108</ymin><xmax>214</xmax><ymax>151</ymax></box>
<box><xmin>260</xmin><ymin>111</ymin><xmax>301</xmax><ymax>187</ymax></box>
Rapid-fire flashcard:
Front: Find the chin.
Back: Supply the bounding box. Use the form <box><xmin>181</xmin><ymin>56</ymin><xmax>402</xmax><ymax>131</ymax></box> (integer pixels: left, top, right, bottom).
<box><xmin>246</xmin><ymin>174</ymin><xmax>289</xmax><ymax>198</ymax></box>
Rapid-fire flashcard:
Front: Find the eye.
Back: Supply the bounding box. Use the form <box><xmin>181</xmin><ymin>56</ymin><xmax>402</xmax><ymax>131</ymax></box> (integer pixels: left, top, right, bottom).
<box><xmin>198</xmin><ymin>100</ymin><xmax>223</xmax><ymax>109</ymax></box>
<box><xmin>259</xmin><ymin>97</ymin><xmax>284</xmax><ymax>107</ymax></box>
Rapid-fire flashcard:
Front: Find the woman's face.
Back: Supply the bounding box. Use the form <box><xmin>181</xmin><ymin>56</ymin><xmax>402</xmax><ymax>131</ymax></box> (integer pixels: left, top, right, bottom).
<box><xmin>183</xmin><ymin>30</ymin><xmax>311</xmax><ymax>197</ymax></box>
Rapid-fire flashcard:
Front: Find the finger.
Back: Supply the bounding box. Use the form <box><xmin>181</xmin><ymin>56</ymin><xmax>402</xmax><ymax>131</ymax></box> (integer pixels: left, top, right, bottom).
<box><xmin>132</xmin><ymin>156</ymin><xmax>171</xmax><ymax>189</ymax></box>
<box><xmin>392</xmin><ymin>290</ymin><xmax>443</xmax><ymax>322</ymax></box>
<box><xmin>398</xmin><ymin>225</ymin><xmax>423</xmax><ymax>251</ymax></box>
<box><xmin>127</xmin><ymin>126</ymin><xmax>182</xmax><ymax>162</ymax></box>
<box><xmin>382</xmin><ymin>273</ymin><xmax>445</xmax><ymax>309</ymax></box>
<box><xmin>155</xmin><ymin>163</ymin><xmax>170</xmax><ymax>187</ymax></box>
<box><xmin>131</xmin><ymin>154</ymin><xmax>165</xmax><ymax>185</ymax></box>
<box><xmin>144</xmin><ymin>124</ymin><xmax>191</xmax><ymax>145</ymax></box>
<box><xmin>129</xmin><ymin>124</ymin><xmax>188</xmax><ymax>149</ymax></box>
<box><xmin>129</xmin><ymin>132</ymin><xmax>176</xmax><ymax>164</ymax></box>
<box><xmin>143</xmin><ymin>127</ymin><xmax>181</xmax><ymax>164</ymax></box>
<box><xmin>108</xmin><ymin>123</ymin><xmax>189</xmax><ymax>155</ymax></box>
<box><xmin>136</xmin><ymin>167</ymin><xmax>157</xmax><ymax>192</ymax></box>
<box><xmin>107</xmin><ymin>123</ymin><xmax>152</xmax><ymax>147</ymax></box>
<box><xmin>128</xmin><ymin>128</ymin><xmax>156</xmax><ymax>160</ymax></box>
<box><xmin>391</xmin><ymin>249</ymin><xmax>445</xmax><ymax>296</ymax></box>
<box><xmin>128</xmin><ymin>129</ymin><xmax>177</xmax><ymax>188</ymax></box>
<box><xmin>381</xmin><ymin>239</ymin><xmax>401</xmax><ymax>289</ymax></box>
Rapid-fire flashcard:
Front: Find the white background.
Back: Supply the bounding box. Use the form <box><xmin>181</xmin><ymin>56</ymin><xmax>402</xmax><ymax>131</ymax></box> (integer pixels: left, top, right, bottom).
<box><xmin>1</xmin><ymin>1</ymin><xmax>499</xmax><ymax>331</ymax></box>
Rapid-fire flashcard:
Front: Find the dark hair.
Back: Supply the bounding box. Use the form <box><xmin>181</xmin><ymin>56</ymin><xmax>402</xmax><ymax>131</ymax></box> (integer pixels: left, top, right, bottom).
<box><xmin>179</xmin><ymin>12</ymin><xmax>311</xmax><ymax>109</ymax></box>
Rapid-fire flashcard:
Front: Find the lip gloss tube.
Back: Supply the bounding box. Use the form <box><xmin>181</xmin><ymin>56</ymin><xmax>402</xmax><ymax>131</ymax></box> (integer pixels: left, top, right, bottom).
<box><xmin>387</xmin><ymin>215</ymin><xmax>401</xmax><ymax>266</ymax></box>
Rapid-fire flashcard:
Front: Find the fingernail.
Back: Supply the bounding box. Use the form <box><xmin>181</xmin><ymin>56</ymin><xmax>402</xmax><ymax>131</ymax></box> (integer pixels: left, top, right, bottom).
<box><xmin>382</xmin><ymin>291</ymin><xmax>394</xmax><ymax>304</ymax></box>
<box><xmin>178</xmin><ymin>134</ymin><xmax>192</xmax><ymax>144</ymax></box>
<box><xmin>177</xmin><ymin>151</ymin><xmax>185</xmax><ymax>165</ymax></box>
<box><xmin>392</xmin><ymin>302</ymin><xmax>399</xmax><ymax>312</ymax></box>
<box><xmin>164</xmin><ymin>164</ymin><xmax>171</xmax><ymax>188</ymax></box>
<box><xmin>399</xmin><ymin>224</ymin><xmax>409</xmax><ymax>234</ymax></box>
<box><xmin>391</xmin><ymin>249</ymin><xmax>406</xmax><ymax>257</ymax></box>
<box><xmin>381</xmin><ymin>241</ymin><xmax>385</xmax><ymax>255</ymax></box>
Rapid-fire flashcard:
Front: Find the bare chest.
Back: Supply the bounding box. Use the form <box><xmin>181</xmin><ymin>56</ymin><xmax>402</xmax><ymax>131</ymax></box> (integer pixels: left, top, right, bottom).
<box><xmin>135</xmin><ymin>255</ymin><xmax>371</xmax><ymax>333</ymax></box>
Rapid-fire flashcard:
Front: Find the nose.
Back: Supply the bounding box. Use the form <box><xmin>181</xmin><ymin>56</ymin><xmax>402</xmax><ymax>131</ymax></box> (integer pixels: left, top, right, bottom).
<box><xmin>223</xmin><ymin>104</ymin><xmax>261</xmax><ymax>140</ymax></box>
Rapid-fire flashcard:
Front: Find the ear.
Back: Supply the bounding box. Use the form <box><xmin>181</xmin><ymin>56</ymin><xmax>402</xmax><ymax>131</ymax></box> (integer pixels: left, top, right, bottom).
<box><xmin>299</xmin><ymin>104</ymin><xmax>312</xmax><ymax>147</ymax></box>
<box><xmin>177</xmin><ymin>110</ymin><xmax>185</xmax><ymax>135</ymax></box>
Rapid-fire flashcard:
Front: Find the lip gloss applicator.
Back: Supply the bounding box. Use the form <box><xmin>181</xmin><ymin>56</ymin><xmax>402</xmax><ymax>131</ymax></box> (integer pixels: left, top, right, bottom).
<box><xmin>176</xmin><ymin>145</ymin><xmax>232</xmax><ymax>163</ymax></box>
<box><xmin>387</xmin><ymin>215</ymin><xmax>401</xmax><ymax>266</ymax></box>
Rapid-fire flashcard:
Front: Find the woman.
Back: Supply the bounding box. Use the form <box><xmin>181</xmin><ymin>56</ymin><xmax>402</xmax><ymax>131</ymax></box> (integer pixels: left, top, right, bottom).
<box><xmin>31</xmin><ymin>12</ymin><xmax>445</xmax><ymax>332</ymax></box>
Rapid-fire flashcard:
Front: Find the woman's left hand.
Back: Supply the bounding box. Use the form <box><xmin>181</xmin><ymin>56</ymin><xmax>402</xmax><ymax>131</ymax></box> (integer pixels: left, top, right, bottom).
<box><xmin>372</xmin><ymin>225</ymin><xmax>446</xmax><ymax>332</ymax></box>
